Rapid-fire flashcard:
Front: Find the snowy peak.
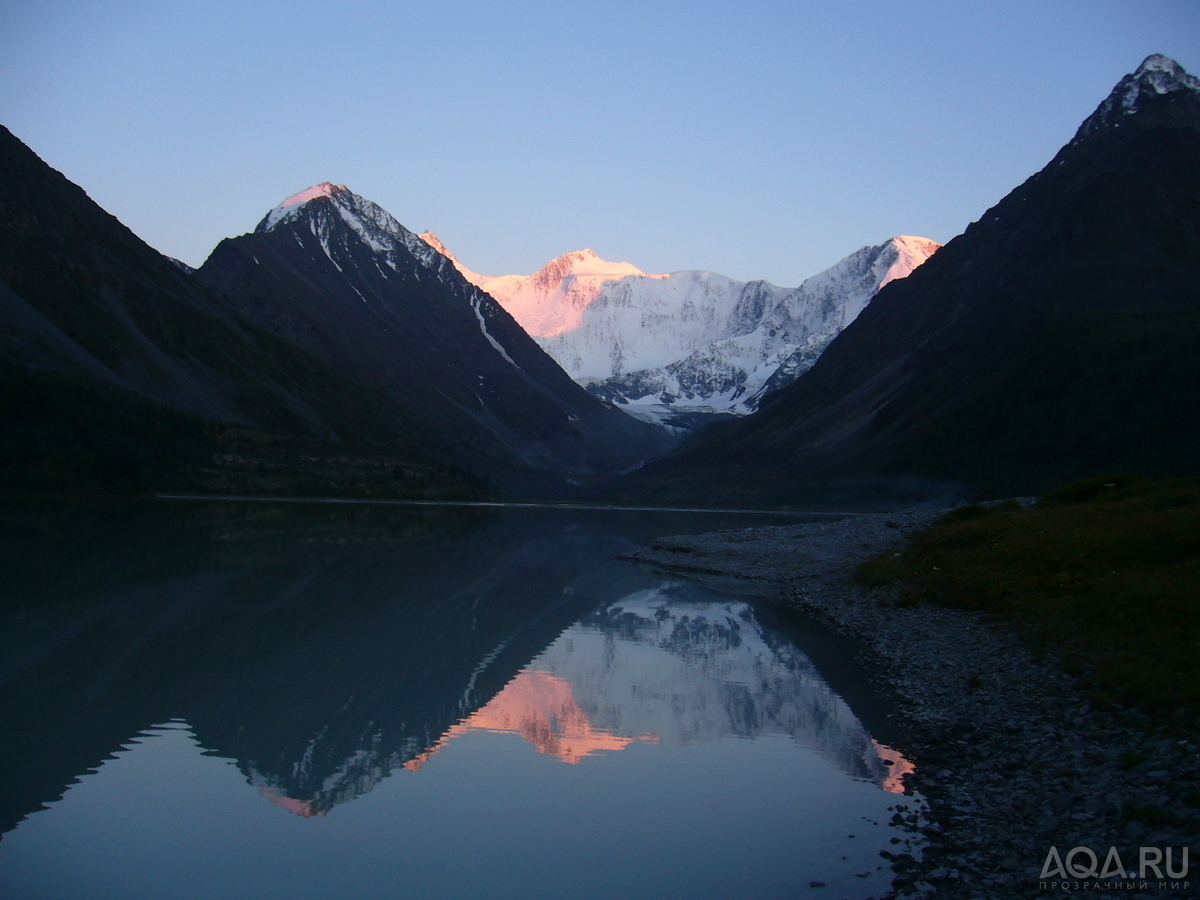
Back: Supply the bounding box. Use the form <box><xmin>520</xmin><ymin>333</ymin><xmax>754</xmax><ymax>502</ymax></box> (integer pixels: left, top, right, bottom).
<box><xmin>521</xmin><ymin>235</ymin><xmax>940</xmax><ymax>426</ymax></box>
<box><xmin>255</xmin><ymin>183</ymin><xmax>444</xmax><ymax>270</ymax></box>
<box><xmin>543</xmin><ymin>248</ymin><xmax>647</xmax><ymax>279</ymax></box>
<box><xmin>1074</xmin><ymin>54</ymin><xmax>1200</xmax><ymax>142</ymax></box>
<box><xmin>418</xmin><ymin>237</ymin><xmax>667</xmax><ymax>338</ymax></box>
<box><xmin>426</xmin><ymin>234</ymin><xmax>941</xmax><ymax>428</ymax></box>
<box><xmin>257</xmin><ymin>183</ymin><xmax>348</xmax><ymax>232</ymax></box>
<box><xmin>515</xmin><ymin>249</ymin><xmax>668</xmax><ymax>337</ymax></box>
<box><xmin>880</xmin><ymin>235</ymin><xmax>943</xmax><ymax>289</ymax></box>
<box><xmin>524</xmin><ymin>248</ymin><xmax>654</xmax><ymax>298</ymax></box>
<box><xmin>1128</xmin><ymin>54</ymin><xmax>1200</xmax><ymax>98</ymax></box>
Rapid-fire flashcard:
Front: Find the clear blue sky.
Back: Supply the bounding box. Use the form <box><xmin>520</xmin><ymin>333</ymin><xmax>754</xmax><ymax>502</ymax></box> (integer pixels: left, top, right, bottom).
<box><xmin>2</xmin><ymin>0</ymin><xmax>1197</xmax><ymax>285</ymax></box>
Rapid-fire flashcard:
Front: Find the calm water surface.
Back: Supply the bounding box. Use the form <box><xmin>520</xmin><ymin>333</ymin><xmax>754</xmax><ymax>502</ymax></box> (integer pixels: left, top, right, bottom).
<box><xmin>0</xmin><ymin>501</ymin><xmax>920</xmax><ymax>900</ymax></box>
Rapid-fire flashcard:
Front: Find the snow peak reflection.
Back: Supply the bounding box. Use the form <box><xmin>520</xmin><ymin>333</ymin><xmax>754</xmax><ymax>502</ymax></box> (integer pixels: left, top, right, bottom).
<box><xmin>1040</xmin><ymin>844</ymin><xmax>1190</xmax><ymax>892</ymax></box>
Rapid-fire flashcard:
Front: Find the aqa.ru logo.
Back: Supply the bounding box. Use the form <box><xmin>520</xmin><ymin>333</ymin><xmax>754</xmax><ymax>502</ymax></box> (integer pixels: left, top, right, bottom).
<box><xmin>1040</xmin><ymin>845</ymin><xmax>1189</xmax><ymax>887</ymax></box>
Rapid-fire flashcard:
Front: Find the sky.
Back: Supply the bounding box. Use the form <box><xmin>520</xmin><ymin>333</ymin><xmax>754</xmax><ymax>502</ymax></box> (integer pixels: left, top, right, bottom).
<box><xmin>1</xmin><ymin>1</ymin><xmax>1198</xmax><ymax>286</ymax></box>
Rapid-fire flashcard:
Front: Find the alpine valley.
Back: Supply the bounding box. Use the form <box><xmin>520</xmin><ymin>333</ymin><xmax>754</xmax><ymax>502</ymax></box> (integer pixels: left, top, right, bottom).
<box><xmin>1</xmin><ymin>54</ymin><xmax>1199</xmax><ymax>506</ymax></box>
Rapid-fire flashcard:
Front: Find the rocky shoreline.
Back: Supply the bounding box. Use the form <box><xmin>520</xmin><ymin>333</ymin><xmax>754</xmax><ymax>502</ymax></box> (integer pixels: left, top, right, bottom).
<box><xmin>621</xmin><ymin>510</ymin><xmax>1199</xmax><ymax>899</ymax></box>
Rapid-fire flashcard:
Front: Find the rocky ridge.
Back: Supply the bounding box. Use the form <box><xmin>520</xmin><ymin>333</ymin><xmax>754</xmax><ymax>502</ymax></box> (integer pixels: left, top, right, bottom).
<box><xmin>622</xmin><ymin>512</ymin><xmax>1199</xmax><ymax>899</ymax></box>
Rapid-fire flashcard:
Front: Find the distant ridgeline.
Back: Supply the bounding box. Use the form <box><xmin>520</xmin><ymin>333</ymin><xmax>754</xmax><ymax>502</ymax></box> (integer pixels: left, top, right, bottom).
<box><xmin>2</xmin><ymin>55</ymin><xmax>1198</xmax><ymax>504</ymax></box>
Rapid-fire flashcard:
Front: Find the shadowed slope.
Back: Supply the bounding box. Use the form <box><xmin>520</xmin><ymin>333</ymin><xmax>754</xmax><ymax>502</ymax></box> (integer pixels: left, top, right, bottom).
<box><xmin>619</xmin><ymin>56</ymin><xmax>1200</xmax><ymax>506</ymax></box>
<box><xmin>198</xmin><ymin>186</ymin><xmax>674</xmax><ymax>491</ymax></box>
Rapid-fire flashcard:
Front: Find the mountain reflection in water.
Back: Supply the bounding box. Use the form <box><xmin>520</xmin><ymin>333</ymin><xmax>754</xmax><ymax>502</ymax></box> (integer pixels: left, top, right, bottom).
<box><xmin>0</xmin><ymin>500</ymin><xmax>916</xmax><ymax>900</ymax></box>
<box><xmin>404</xmin><ymin>588</ymin><xmax>903</xmax><ymax>792</ymax></box>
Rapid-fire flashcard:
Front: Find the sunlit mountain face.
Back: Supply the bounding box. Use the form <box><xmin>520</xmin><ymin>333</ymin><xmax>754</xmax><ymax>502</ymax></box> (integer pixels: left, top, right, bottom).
<box><xmin>418</xmin><ymin>234</ymin><xmax>665</xmax><ymax>339</ymax></box>
<box><xmin>420</xmin><ymin>233</ymin><xmax>939</xmax><ymax>428</ymax></box>
<box><xmin>409</xmin><ymin>668</ymin><xmax>660</xmax><ymax>768</ymax></box>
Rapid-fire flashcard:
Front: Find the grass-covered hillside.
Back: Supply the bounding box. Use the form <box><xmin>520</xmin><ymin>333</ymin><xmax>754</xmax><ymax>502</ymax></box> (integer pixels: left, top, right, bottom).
<box><xmin>859</xmin><ymin>476</ymin><xmax>1200</xmax><ymax>720</ymax></box>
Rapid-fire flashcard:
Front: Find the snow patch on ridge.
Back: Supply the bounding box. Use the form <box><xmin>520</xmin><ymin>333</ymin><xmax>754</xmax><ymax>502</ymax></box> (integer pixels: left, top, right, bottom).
<box><xmin>472</xmin><ymin>296</ymin><xmax>520</xmax><ymax>371</ymax></box>
<box><xmin>260</xmin><ymin>183</ymin><xmax>348</xmax><ymax>231</ymax></box>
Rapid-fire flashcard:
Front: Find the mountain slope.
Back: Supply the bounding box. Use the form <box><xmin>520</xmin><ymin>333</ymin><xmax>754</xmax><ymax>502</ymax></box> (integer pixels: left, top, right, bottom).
<box><xmin>197</xmin><ymin>186</ymin><xmax>672</xmax><ymax>489</ymax></box>
<box><xmin>622</xmin><ymin>55</ymin><xmax>1200</xmax><ymax>505</ymax></box>
<box><xmin>423</xmin><ymin>235</ymin><xmax>938</xmax><ymax>427</ymax></box>
<box><xmin>0</xmin><ymin>125</ymin><xmax>487</xmax><ymax>494</ymax></box>
<box><xmin>0</xmin><ymin>125</ymin><xmax>362</xmax><ymax>436</ymax></box>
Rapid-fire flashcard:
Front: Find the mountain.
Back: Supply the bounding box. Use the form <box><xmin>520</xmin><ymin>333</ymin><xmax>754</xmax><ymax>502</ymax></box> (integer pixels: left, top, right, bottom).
<box><xmin>418</xmin><ymin>234</ymin><xmax>658</xmax><ymax>338</ymax></box>
<box><xmin>0</xmin><ymin>127</ymin><xmax>663</xmax><ymax>497</ymax></box>
<box><xmin>0</xmin><ymin>125</ymin><xmax>476</xmax><ymax>494</ymax></box>
<box><xmin>518</xmin><ymin>589</ymin><xmax>897</xmax><ymax>783</ymax></box>
<box><xmin>421</xmin><ymin>234</ymin><xmax>939</xmax><ymax>428</ymax></box>
<box><xmin>0</xmin><ymin>125</ymin><xmax>346</xmax><ymax>434</ymax></box>
<box><xmin>196</xmin><ymin>185</ymin><xmax>673</xmax><ymax>490</ymax></box>
<box><xmin>576</xmin><ymin>237</ymin><xmax>940</xmax><ymax>426</ymax></box>
<box><xmin>621</xmin><ymin>55</ymin><xmax>1200</xmax><ymax>506</ymax></box>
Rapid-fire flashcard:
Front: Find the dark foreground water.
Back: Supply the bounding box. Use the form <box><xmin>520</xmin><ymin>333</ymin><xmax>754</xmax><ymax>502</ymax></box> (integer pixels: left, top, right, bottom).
<box><xmin>0</xmin><ymin>500</ymin><xmax>919</xmax><ymax>900</ymax></box>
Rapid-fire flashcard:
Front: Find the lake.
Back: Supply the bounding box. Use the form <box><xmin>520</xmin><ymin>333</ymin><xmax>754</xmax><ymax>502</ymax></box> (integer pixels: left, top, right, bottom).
<box><xmin>0</xmin><ymin>500</ymin><xmax>920</xmax><ymax>899</ymax></box>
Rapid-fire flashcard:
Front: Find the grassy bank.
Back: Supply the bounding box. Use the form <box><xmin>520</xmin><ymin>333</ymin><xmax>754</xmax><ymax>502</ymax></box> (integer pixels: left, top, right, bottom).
<box><xmin>858</xmin><ymin>476</ymin><xmax>1200</xmax><ymax>720</ymax></box>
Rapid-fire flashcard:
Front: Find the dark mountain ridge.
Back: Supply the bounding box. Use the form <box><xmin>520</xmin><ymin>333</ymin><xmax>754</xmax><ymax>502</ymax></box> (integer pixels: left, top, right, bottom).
<box><xmin>196</xmin><ymin>185</ymin><xmax>673</xmax><ymax>490</ymax></box>
<box><xmin>0</xmin><ymin>132</ymin><xmax>669</xmax><ymax>495</ymax></box>
<box><xmin>0</xmin><ymin>126</ymin><xmax>494</xmax><ymax>494</ymax></box>
<box><xmin>615</xmin><ymin>55</ymin><xmax>1200</xmax><ymax>507</ymax></box>
<box><xmin>0</xmin><ymin>126</ymin><xmax>471</xmax><ymax>436</ymax></box>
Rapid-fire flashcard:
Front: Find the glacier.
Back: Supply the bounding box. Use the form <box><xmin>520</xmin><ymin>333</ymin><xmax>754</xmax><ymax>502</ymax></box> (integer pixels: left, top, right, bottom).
<box><xmin>422</xmin><ymin>232</ymin><xmax>940</xmax><ymax>428</ymax></box>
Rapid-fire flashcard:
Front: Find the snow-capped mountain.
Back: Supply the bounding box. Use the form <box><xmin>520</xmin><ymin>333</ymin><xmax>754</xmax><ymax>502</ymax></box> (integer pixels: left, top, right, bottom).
<box><xmin>528</xmin><ymin>589</ymin><xmax>901</xmax><ymax>784</ymax></box>
<box><xmin>197</xmin><ymin>184</ymin><xmax>672</xmax><ymax>488</ymax></box>
<box><xmin>422</xmin><ymin>234</ymin><xmax>939</xmax><ymax>428</ymax></box>
<box><xmin>260</xmin><ymin>183</ymin><xmax>450</xmax><ymax>269</ymax></box>
<box><xmin>1071</xmin><ymin>53</ymin><xmax>1200</xmax><ymax>142</ymax></box>
<box><xmin>419</xmin><ymin>233</ymin><xmax>663</xmax><ymax>338</ymax></box>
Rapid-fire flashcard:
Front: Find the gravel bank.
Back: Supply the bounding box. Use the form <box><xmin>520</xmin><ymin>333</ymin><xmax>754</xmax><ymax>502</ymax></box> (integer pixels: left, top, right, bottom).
<box><xmin>622</xmin><ymin>510</ymin><xmax>1199</xmax><ymax>899</ymax></box>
